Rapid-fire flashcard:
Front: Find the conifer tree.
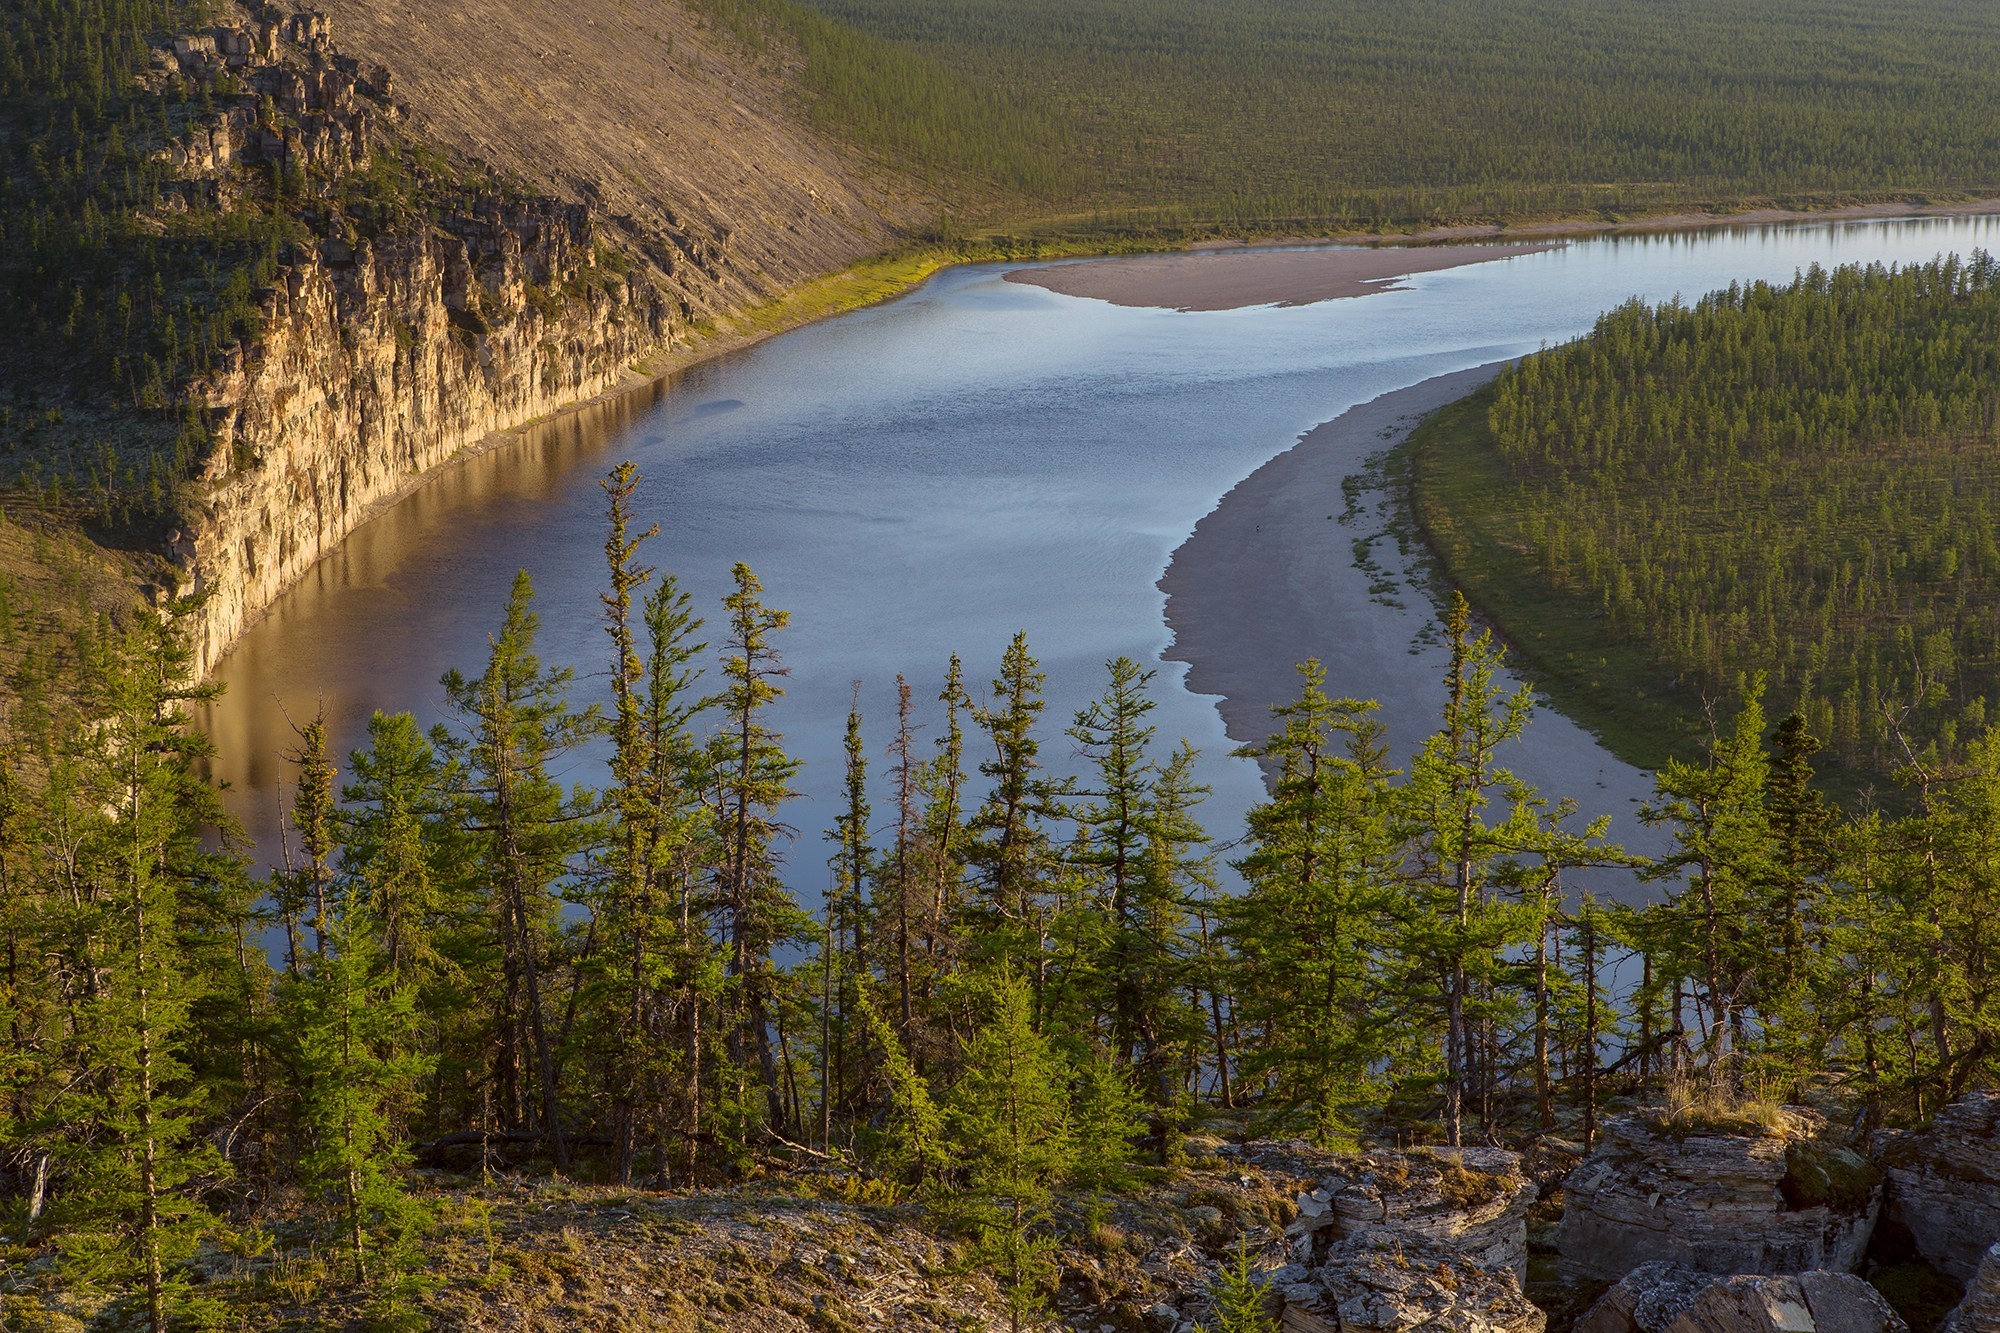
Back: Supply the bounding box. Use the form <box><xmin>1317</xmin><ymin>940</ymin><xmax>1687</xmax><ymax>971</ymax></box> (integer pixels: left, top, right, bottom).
<box><xmin>1393</xmin><ymin>598</ymin><xmax>1607</xmax><ymax>1143</ymax></box>
<box><xmin>439</xmin><ymin>571</ymin><xmax>595</xmax><ymax>1166</ymax></box>
<box><xmin>44</xmin><ymin>609</ymin><xmax>240</xmax><ymax>1332</ymax></box>
<box><xmin>968</xmin><ymin>634</ymin><xmax>1064</xmax><ymax>988</ymax></box>
<box><xmin>717</xmin><ymin>562</ymin><xmax>803</xmax><ymax>1133</ymax></box>
<box><xmin>821</xmin><ymin>689</ymin><xmax>873</xmax><ymax>1143</ymax></box>
<box><xmin>287</xmin><ymin>893</ymin><xmax>431</xmax><ymax>1292</ymax></box>
<box><xmin>1228</xmin><ymin>661</ymin><xmax>1396</xmax><ymax>1144</ymax></box>
<box><xmin>1197</xmin><ymin>1245</ymin><xmax>1281</xmax><ymax>1333</ymax></box>
<box><xmin>1641</xmin><ymin>680</ymin><xmax>1775</xmax><ymax>1092</ymax></box>
<box><xmin>948</xmin><ymin>974</ymin><xmax>1074</xmax><ymax>1333</ymax></box>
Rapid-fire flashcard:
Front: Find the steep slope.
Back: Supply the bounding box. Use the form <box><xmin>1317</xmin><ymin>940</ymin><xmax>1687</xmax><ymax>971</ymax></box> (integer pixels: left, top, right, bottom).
<box><xmin>168</xmin><ymin>0</ymin><xmax>933</xmax><ymax>675</ymax></box>
<box><xmin>306</xmin><ymin>0</ymin><xmax>919</xmax><ymax>318</ymax></box>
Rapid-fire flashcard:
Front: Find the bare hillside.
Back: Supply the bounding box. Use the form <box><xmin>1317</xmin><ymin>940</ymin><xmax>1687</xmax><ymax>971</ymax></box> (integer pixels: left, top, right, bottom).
<box><xmin>311</xmin><ymin>0</ymin><xmax>930</xmax><ymax>318</ymax></box>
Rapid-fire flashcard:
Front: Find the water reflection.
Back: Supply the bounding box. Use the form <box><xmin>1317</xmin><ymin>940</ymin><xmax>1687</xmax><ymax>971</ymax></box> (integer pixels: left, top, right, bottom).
<box><xmin>201</xmin><ymin>214</ymin><xmax>2000</xmax><ymax>906</ymax></box>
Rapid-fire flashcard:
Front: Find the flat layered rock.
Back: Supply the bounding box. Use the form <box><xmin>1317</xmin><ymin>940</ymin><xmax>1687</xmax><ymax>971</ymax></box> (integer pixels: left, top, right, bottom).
<box><xmin>1278</xmin><ymin>1232</ymin><xmax>1546</xmax><ymax>1333</ymax></box>
<box><xmin>1558</xmin><ymin>1110</ymin><xmax>1879</xmax><ymax>1284</ymax></box>
<box><xmin>1273</xmin><ymin>1148</ymin><xmax>1542</xmax><ymax>1333</ymax></box>
<box><xmin>1286</xmin><ymin>1148</ymin><xmax>1537</xmax><ymax>1278</ymax></box>
<box><xmin>1874</xmin><ymin>1091</ymin><xmax>2000</xmax><ymax>1284</ymax></box>
<box><xmin>1576</xmin><ymin>1263</ymin><xmax>1906</xmax><ymax>1333</ymax></box>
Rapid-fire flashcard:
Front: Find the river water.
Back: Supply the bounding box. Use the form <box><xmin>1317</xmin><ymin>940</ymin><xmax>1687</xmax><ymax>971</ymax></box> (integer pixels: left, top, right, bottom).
<box><xmin>200</xmin><ymin>215</ymin><xmax>2000</xmax><ymax>903</ymax></box>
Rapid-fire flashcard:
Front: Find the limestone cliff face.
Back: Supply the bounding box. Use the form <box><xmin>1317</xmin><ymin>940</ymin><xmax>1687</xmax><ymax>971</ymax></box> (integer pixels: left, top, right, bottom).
<box><xmin>182</xmin><ymin>202</ymin><xmax>671</xmax><ymax>674</ymax></box>
<box><xmin>154</xmin><ymin>0</ymin><xmax>918</xmax><ymax>675</ymax></box>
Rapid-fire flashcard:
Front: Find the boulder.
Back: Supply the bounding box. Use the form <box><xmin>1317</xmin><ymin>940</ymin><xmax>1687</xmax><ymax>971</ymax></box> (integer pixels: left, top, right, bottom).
<box><xmin>1873</xmin><ymin>1091</ymin><xmax>2000</xmax><ymax>1284</ymax></box>
<box><xmin>1942</xmin><ymin>1243</ymin><xmax>2000</xmax><ymax>1333</ymax></box>
<box><xmin>1274</xmin><ymin>1149</ymin><xmax>1542</xmax><ymax>1333</ymax></box>
<box><xmin>1279</xmin><ymin>1232</ymin><xmax>1545</xmax><ymax>1333</ymax></box>
<box><xmin>1286</xmin><ymin>1147</ymin><xmax>1537</xmax><ymax>1278</ymax></box>
<box><xmin>1558</xmin><ymin>1109</ymin><xmax>1880</xmax><ymax>1284</ymax></box>
<box><xmin>1576</xmin><ymin>1263</ymin><xmax>1906</xmax><ymax>1333</ymax></box>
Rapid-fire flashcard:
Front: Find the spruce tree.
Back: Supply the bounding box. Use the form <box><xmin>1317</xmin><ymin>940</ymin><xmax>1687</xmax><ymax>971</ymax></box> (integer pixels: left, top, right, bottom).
<box><xmin>287</xmin><ymin>894</ymin><xmax>431</xmax><ymax>1293</ymax></box>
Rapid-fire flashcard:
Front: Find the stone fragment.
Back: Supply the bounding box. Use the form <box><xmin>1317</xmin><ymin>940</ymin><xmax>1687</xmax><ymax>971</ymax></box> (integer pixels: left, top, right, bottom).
<box><xmin>1576</xmin><ymin>1263</ymin><xmax>1905</xmax><ymax>1333</ymax></box>
<box><xmin>1283</xmin><ymin>1147</ymin><xmax>1537</xmax><ymax>1279</ymax></box>
<box><xmin>1280</xmin><ymin>1232</ymin><xmax>1545</xmax><ymax>1333</ymax></box>
<box><xmin>1558</xmin><ymin>1109</ymin><xmax>1879</xmax><ymax>1284</ymax></box>
<box><xmin>1941</xmin><ymin>1242</ymin><xmax>2000</xmax><ymax>1333</ymax></box>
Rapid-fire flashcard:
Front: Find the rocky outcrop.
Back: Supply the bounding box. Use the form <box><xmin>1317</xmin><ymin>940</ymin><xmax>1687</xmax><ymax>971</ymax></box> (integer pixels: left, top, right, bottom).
<box><xmin>1874</xmin><ymin>1091</ymin><xmax>2000</xmax><ymax>1285</ymax></box>
<box><xmin>1272</xmin><ymin>1149</ymin><xmax>1541</xmax><ymax>1333</ymax></box>
<box><xmin>179</xmin><ymin>195</ymin><xmax>669</xmax><ymax>673</ymax></box>
<box><xmin>1575</xmin><ymin>1264</ymin><xmax>1906</xmax><ymax>1333</ymax></box>
<box><xmin>1557</xmin><ymin>1110</ymin><xmax>1880</xmax><ymax>1284</ymax></box>
<box><xmin>136</xmin><ymin>0</ymin><xmax>921</xmax><ymax>677</ymax></box>
<box><xmin>1942</xmin><ymin>1243</ymin><xmax>2000</xmax><ymax>1333</ymax></box>
<box><xmin>1284</xmin><ymin>1147</ymin><xmax>1537</xmax><ymax>1278</ymax></box>
<box><xmin>1275</xmin><ymin>1233</ymin><xmax>1546</xmax><ymax>1333</ymax></box>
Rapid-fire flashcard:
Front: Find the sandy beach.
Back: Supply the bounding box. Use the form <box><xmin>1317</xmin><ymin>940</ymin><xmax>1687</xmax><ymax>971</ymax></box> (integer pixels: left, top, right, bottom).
<box><xmin>1005</xmin><ymin>242</ymin><xmax>1558</xmax><ymax>311</ymax></box>
<box><xmin>1160</xmin><ymin>364</ymin><xmax>1672</xmax><ymax>901</ymax></box>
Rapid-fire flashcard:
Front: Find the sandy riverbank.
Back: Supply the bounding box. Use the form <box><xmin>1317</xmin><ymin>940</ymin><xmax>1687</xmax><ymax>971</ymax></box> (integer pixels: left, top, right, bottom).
<box><xmin>1004</xmin><ymin>242</ymin><xmax>1558</xmax><ymax>311</ymax></box>
<box><xmin>1159</xmin><ymin>364</ymin><xmax>1671</xmax><ymax>899</ymax></box>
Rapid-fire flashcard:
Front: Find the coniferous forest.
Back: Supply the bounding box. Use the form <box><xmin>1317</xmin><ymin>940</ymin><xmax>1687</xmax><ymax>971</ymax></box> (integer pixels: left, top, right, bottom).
<box><xmin>8</xmin><ymin>459</ymin><xmax>2000</xmax><ymax>1326</ymax></box>
<box><xmin>1415</xmin><ymin>254</ymin><xmax>2000</xmax><ymax>783</ymax></box>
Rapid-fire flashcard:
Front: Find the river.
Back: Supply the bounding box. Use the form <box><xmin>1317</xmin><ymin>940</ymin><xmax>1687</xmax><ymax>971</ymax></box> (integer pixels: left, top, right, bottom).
<box><xmin>200</xmin><ymin>214</ymin><xmax>2000</xmax><ymax>905</ymax></box>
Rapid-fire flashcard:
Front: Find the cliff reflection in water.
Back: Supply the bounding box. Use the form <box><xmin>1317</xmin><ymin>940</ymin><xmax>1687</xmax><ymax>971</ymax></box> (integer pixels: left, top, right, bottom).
<box><xmin>199</xmin><ymin>375</ymin><xmax>668</xmax><ymax>816</ymax></box>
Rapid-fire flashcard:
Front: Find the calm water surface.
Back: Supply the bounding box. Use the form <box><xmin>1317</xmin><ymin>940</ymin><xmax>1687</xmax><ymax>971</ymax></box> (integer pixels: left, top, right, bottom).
<box><xmin>202</xmin><ymin>216</ymin><xmax>2000</xmax><ymax>902</ymax></box>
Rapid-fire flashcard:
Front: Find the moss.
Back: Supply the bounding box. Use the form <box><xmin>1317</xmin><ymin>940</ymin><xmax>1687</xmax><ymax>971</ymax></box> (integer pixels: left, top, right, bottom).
<box><xmin>1870</xmin><ymin>1262</ymin><xmax>1963</xmax><ymax>1333</ymax></box>
<box><xmin>1780</xmin><ymin>1142</ymin><xmax>1881</xmax><ymax>1214</ymax></box>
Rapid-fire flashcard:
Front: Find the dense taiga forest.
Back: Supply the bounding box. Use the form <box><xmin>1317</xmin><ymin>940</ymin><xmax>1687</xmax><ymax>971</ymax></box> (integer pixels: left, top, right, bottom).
<box><xmin>769</xmin><ymin>0</ymin><xmax>2000</xmax><ymax>227</ymax></box>
<box><xmin>1413</xmin><ymin>255</ymin><xmax>2000</xmax><ymax>782</ymax></box>
<box><xmin>5</xmin><ymin>463</ymin><xmax>1999</xmax><ymax>1326</ymax></box>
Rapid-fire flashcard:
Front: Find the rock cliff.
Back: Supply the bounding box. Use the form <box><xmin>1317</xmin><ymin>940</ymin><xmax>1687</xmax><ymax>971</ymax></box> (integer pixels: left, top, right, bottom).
<box><xmin>1557</xmin><ymin>1109</ymin><xmax>1880</xmax><ymax>1285</ymax></box>
<box><xmin>1575</xmin><ymin>1263</ymin><xmax>1906</xmax><ymax>1333</ymax></box>
<box><xmin>1874</xmin><ymin>1090</ymin><xmax>2000</xmax><ymax>1285</ymax></box>
<box><xmin>145</xmin><ymin>0</ymin><xmax>920</xmax><ymax>675</ymax></box>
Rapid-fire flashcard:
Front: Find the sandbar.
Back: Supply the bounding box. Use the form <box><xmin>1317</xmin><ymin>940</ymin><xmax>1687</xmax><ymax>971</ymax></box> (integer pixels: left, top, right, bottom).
<box><xmin>1006</xmin><ymin>242</ymin><xmax>1558</xmax><ymax>311</ymax></box>
<box><xmin>1159</xmin><ymin>364</ymin><xmax>1672</xmax><ymax>901</ymax></box>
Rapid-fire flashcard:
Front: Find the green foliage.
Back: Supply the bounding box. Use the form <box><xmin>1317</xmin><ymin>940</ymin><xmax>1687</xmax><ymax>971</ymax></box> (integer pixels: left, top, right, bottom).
<box><xmin>1454</xmin><ymin>254</ymin><xmax>2000</xmax><ymax>779</ymax></box>
<box><xmin>779</xmin><ymin>0</ymin><xmax>2000</xmax><ymax>229</ymax></box>
<box><xmin>286</xmin><ymin>901</ymin><xmax>433</xmax><ymax>1294</ymax></box>
<box><xmin>945</xmin><ymin>974</ymin><xmax>1073</xmax><ymax>1332</ymax></box>
<box><xmin>1225</xmin><ymin>661</ymin><xmax>1397</xmax><ymax>1146</ymax></box>
<box><xmin>1196</xmin><ymin>1244</ymin><xmax>1281</xmax><ymax>1333</ymax></box>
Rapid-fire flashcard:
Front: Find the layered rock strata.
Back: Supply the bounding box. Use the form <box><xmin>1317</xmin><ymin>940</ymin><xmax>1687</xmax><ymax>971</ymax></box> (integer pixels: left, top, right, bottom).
<box><xmin>1275</xmin><ymin>1149</ymin><xmax>1542</xmax><ymax>1332</ymax></box>
<box><xmin>145</xmin><ymin>0</ymin><xmax>915</xmax><ymax>676</ymax></box>
<box><xmin>180</xmin><ymin>196</ymin><xmax>670</xmax><ymax>673</ymax></box>
<box><xmin>1276</xmin><ymin>1232</ymin><xmax>1546</xmax><ymax>1333</ymax></box>
<box><xmin>1557</xmin><ymin>1110</ymin><xmax>1880</xmax><ymax>1284</ymax></box>
<box><xmin>1575</xmin><ymin>1263</ymin><xmax>1906</xmax><ymax>1333</ymax></box>
<box><xmin>1874</xmin><ymin>1091</ymin><xmax>2000</xmax><ymax>1285</ymax></box>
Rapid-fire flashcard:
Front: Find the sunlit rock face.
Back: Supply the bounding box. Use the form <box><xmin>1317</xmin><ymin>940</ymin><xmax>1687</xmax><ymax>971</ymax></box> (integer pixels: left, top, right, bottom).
<box><xmin>1874</xmin><ymin>1090</ymin><xmax>2000</xmax><ymax>1286</ymax></box>
<box><xmin>1557</xmin><ymin>1108</ymin><xmax>1880</xmax><ymax>1285</ymax></box>
<box><xmin>1575</xmin><ymin>1263</ymin><xmax>1906</xmax><ymax>1333</ymax></box>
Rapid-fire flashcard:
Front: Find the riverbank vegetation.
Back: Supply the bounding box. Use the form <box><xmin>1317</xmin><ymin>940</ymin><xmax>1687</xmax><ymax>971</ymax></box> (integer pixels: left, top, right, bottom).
<box><xmin>6</xmin><ymin>464</ymin><xmax>1999</xmax><ymax>1326</ymax></box>
<box><xmin>1411</xmin><ymin>254</ymin><xmax>2000</xmax><ymax>787</ymax></box>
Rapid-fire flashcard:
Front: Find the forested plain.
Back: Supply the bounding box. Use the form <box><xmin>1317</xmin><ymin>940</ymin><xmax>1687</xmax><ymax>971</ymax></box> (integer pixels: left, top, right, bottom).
<box><xmin>7</xmin><ymin>464</ymin><xmax>2000</xmax><ymax>1326</ymax></box>
<box><xmin>761</xmin><ymin>0</ymin><xmax>2000</xmax><ymax>229</ymax></box>
<box><xmin>1413</xmin><ymin>254</ymin><xmax>2000</xmax><ymax>784</ymax></box>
